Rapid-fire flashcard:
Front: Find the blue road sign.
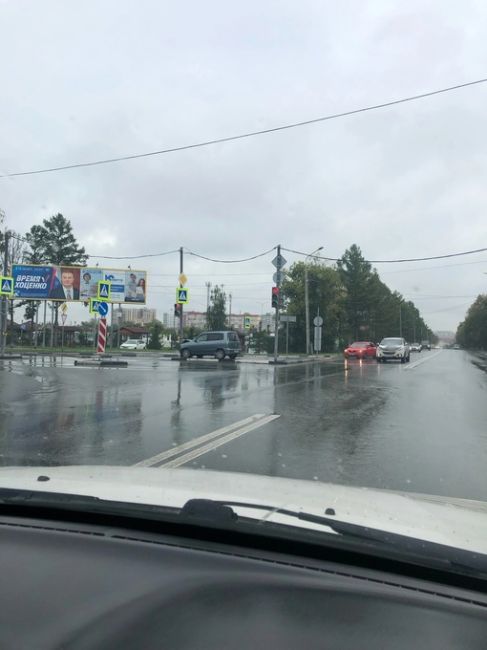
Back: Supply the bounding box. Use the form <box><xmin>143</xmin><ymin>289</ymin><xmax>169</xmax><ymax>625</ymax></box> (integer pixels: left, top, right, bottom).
<box><xmin>97</xmin><ymin>280</ymin><xmax>111</xmax><ymax>300</ymax></box>
<box><xmin>89</xmin><ymin>298</ymin><xmax>109</xmax><ymax>315</ymax></box>
<box><xmin>0</xmin><ymin>276</ymin><xmax>14</xmax><ymax>296</ymax></box>
<box><xmin>98</xmin><ymin>301</ymin><xmax>109</xmax><ymax>316</ymax></box>
<box><xmin>176</xmin><ymin>287</ymin><xmax>189</xmax><ymax>304</ymax></box>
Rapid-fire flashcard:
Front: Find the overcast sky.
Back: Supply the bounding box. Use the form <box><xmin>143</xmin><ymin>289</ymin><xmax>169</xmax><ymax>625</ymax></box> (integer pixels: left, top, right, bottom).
<box><xmin>1</xmin><ymin>0</ymin><xmax>487</xmax><ymax>331</ymax></box>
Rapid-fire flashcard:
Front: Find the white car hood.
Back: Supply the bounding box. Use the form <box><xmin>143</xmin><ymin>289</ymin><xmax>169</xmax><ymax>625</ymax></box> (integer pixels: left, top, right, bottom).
<box><xmin>0</xmin><ymin>466</ymin><xmax>486</xmax><ymax>554</ymax></box>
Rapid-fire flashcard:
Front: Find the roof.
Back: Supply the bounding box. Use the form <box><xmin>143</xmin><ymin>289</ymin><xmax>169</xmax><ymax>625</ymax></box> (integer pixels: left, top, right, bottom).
<box><xmin>120</xmin><ymin>326</ymin><xmax>149</xmax><ymax>334</ymax></box>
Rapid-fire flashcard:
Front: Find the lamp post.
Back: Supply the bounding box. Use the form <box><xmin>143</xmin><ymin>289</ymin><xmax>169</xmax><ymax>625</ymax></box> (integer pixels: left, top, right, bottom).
<box><xmin>305</xmin><ymin>246</ymin><xmax>323</xmax><ymax>355</ymax></box>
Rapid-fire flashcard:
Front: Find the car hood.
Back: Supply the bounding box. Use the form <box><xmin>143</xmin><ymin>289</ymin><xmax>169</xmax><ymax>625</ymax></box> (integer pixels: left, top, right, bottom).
<box><xmin>0</xmin><ymin>466</ymin><xmax>486</xmax><ymax>553</ymax></box>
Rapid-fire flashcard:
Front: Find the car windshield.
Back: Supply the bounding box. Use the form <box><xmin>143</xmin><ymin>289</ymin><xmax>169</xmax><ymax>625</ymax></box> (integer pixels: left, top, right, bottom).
<box><xmin>1</xmin><ymin>1</ymin><xmax>486</xmax><ymax>577</ymax></box>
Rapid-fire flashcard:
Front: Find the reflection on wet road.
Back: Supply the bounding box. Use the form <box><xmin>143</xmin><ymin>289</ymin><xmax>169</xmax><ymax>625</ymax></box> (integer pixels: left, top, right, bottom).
<box><xmin>1</xmin><ymin>351</ymin><xmax>487</xmax><ymax>500</ymax></box>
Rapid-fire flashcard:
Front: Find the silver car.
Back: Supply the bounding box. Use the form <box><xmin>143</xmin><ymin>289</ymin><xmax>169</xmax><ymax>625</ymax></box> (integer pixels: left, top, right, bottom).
<box><xmin>376</xmin><ymin>337</ymin><xmax>410</xmax><ymax>363</ymax></box>
<box><xmin>180</xmin><ymin>331</ymin><xmax>241</xmax><ymax>360</ymax></box>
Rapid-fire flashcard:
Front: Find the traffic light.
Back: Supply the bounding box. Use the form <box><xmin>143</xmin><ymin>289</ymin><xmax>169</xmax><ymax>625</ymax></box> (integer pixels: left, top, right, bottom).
<box><xmin>174</xmin><ymin>303</ymin><xmax>182</xmax><ymax>318</ymax></box>
<box><xmin>272</xmin><ymin>286</ymin><xmax>279</xmax><ymax>309</ymax></box>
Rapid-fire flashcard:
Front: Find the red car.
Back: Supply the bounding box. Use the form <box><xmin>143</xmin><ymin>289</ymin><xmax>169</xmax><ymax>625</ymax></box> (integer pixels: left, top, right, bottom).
<box><xmin>343</xmin><ymin>341</ymin><xmax>377</xmax><ymax>359</ymax></box>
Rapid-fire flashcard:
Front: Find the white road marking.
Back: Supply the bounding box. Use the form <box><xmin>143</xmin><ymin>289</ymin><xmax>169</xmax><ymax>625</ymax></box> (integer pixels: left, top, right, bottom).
<box><xmin>134</xmin><ymin>414</ymin><xmax>273</xmax><ymax>468</ymax></box>
<box><xmin>160</xmin><ymin>414</ymin><xmax>280</xmax><ymax>468</ymax></box>
<box><xmin>404</xmin><ymin>350</ymin><xmax>442</xmax><ymax>370</ymax></box>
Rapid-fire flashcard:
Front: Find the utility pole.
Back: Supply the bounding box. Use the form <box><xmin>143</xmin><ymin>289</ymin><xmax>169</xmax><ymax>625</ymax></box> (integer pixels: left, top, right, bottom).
<box><xmin>305</xmin><ymin>246</ymin><xmax>323</xmax><ymax>355</ymax></box>
<box><xmin>179</xmin><ymin>246</ymin><xmax>184</xmax><ymax>343</ymax></box>
<box><xmin>42</xmin><ymin>301</ymin><xmax>47</xmax><ymax>347</ymax></box>
<box><xmin>0</xmin><ymin>230</ymin><xmax>9</xmax><ymax>354</ymax></box>
<box><xmin>399</xmin><ymin>305</ymin><xmax>402</xmax><ymax>337</ymax></box>
<box><xmin>273</xmin><ymin>245</ymin><xmax>282</xmax><ymax>363</ymax></box>
<box><xmin>205</xmin><ymin>281</ymin><xmax>211</xmax><ymax>326</ymax></box>
<box><xmin>228</xmin><ymin>293</ymin><xmax>232</xmax><ymax>328</ymax></box>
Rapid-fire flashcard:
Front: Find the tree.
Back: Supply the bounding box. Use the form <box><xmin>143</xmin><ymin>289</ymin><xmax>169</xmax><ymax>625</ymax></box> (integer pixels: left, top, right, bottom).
<box><xmin>456</xmin><ymin>295</ymin><xmax>487</xmax><ymax>349</ymax></box>
<box><xmin>207</xmin><ymin>285</ymin><xmax>227</xmax><ymax>330</ymax></box>
<box><xmin>24</xmin><ymin>213</ymin><xmax>87</xmax><ymax>266</ymax></box>
<box><xmin>281</xmin><ymin>261</ymin><xmax>346</xmax><ymax>352</ymax></box>
<box><xmin>147</xmin><ymin>320</ymin><xmax>164</xmax><ymax>350</ymax></box>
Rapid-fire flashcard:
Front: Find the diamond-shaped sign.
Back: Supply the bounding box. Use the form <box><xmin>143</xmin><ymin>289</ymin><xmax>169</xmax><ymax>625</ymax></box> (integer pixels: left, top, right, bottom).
<box><xmin>272</xmin><ymin>254</ymin><xmax>287</xmax><ymax>269</ymax></box>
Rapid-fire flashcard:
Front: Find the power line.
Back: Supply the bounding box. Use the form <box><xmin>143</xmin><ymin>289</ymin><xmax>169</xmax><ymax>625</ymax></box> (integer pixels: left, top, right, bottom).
<box><xmin>282</xmin><ymin>245</ymin><xmax>487</xmax><ymax>264</ymax></box>
<box><xmin>2</xmin><ymin>77</ymin><xmax>487</xmax><ymax>179</ymax></box>
<box><xmin>87</xmin><ymin>249</ymin><xmax>179</xmax><ymax>260</ymax></box>
<box><xmin>185</xmin><ymin>247</ymin><xmax>276</xmax><ymax>263</ymax></box>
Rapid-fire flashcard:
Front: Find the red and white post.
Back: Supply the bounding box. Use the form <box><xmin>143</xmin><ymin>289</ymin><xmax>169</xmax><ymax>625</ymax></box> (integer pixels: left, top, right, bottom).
<box><xmin>97</xmin><ymin>318</ymin><xmax>107</xmax><ymax>354</ymax></box>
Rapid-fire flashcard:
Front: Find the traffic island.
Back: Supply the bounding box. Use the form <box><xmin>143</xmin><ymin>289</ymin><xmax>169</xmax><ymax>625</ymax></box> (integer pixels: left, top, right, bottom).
<box><xmin>0</xmin><ymin>353</ymin><xmax>22</xmax><ymax>360</ymax></box>
<box><xmin>74</xmin><ymin>359</ymin><xmax>128</xmax><ymax>368</ymax></box>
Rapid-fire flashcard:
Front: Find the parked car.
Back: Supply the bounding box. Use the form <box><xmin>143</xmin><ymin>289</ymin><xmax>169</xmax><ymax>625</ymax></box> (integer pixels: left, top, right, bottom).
<box><xmin>376</xmin><ymin>337</ymin><xmax>410</xmax><ymax>363</ymax></box>
<box><xmin>180</xmin><ymin>331</ymin><xmax>241</xmax><ymax>360</ymax></box>
<box><xmin>343</xmin><ymin>341</ymin><xmax>377</xmax><ymax>359</ymax></box>
<box><xmin>410</xmin><ymin>342</ymin><xmax>422</xmax><ymax>352</ymax></box>
<box><xmin>120</xmin><ymin>339</ymin><xmax>146</xmax><ymax>350</ymax></box>
<box><xmin>421</xmin><ymin>340</ymin><xmax>431</xmax><ymax>351</ymax></box>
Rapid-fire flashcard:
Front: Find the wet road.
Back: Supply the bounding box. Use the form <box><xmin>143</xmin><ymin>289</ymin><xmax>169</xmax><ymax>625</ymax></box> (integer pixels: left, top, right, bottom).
<box><xmin>1</xmin><ymin>350</ymin><xmax>487</xmax><ymax>500</ymax></box>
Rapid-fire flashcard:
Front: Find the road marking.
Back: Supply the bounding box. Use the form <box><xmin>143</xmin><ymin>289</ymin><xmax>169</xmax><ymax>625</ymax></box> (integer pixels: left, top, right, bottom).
<box><xmin>404</xmin><ymin>350</ymin><xmax>442</xmax><ymax>370</ymax></box>
<box><xmin>160</xmin><ymin>414</ymin><xmax>280</xmax><ymax>468</ymax></box>
<box><xmin>134</xmin><ymin>414</ymin><xmax>274</xmax><ymax>468</ymax></box>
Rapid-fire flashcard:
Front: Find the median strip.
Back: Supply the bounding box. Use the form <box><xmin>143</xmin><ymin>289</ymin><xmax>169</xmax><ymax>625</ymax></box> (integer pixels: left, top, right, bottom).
<box><xmin>134</xmin><ymin>413</ymin><xmax>276</xmax><ymax>468</ymax></box>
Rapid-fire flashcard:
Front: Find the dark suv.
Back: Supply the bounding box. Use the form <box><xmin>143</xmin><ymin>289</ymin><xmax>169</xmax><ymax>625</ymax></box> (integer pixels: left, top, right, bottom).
<box><xmin>180</xmin><ymin>331</ymin><xmax>241</xmax><ymax>360</ymax></box>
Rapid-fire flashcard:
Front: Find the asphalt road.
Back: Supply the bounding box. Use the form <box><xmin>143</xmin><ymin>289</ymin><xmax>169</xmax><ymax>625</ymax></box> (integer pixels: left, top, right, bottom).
<box><xmin>1</xmin><ymin>350</ymin><xmax>487</xmax><ymax>500</ymax></box>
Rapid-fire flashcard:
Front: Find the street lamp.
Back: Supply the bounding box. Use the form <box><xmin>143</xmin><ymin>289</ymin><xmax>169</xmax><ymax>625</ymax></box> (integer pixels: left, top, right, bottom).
<box><xmin>305</xmin><ymin>246</ymin><xmax>323</xmax><ymax>355</ymax></box>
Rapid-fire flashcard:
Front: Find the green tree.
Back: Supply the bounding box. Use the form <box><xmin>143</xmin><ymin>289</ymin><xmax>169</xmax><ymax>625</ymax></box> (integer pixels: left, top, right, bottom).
<box><xmin>147</xmin><ymin>320</ymin><xmax>164</xmax><ymax>350</ymax></box>
<box><xmin>207</xmin><ymin>285</ymin><xmax>227</xmax><ymax>330</ymax></box>
<box><xmin>281</xmin><ymin>261</ymin><xmax>346</xmax><ymax>352</ymax></box>
<box><xmin>456</xmin><ymin>295</ymin><xmax>487</xmax><ymax>349</ymax></box>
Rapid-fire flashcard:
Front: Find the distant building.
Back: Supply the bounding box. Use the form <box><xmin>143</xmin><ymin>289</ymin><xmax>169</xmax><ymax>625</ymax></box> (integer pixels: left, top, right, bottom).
<box><xmin>182</xmin><ymin>311</ymin><xmax>262</xmax><ymax>332</ymax></box>
<box><xmin>121</xmin><ymin>307</ymin><xmax>156</xmax><ymax>325</ymax></box>
<box><xmin>162</xmin><ymin>312</ymin><xmax>177</xmax><ymax>330</ymax></box>
<box><xmin>183</xmin><ymin>311</ymin><xmax>207</xmax><ymax>330</ymax></box>
<box><xmin>260</xmin><ymin>312</ymin><xmax>275</xmax><ymax>334</ymax></box>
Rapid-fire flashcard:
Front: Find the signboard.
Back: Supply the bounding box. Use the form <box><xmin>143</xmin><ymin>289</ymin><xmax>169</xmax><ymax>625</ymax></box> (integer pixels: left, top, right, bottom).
<box><xmin>272</xmin><ymin>271</ymin><xmax>285</xmax><ymax>284</ymax></box>
<box><xmin>61</xmin><ymin>313</ymin><xmax>67</xmax><ymax>324</ymax></box>
<box><xmin>280</xmin><ymin>315</ymin><xmax>297</xmax><ymax>323</ymax></box>
<box><xmin>243</xmin><ymin>316</ymin><xmax>251</xmax><ymax>329</ymax></box>
<box><xmin>97</xmin><ymin>280</ymin><xmax>111</xmax><ymax>301</ymax></box>
<box><xmin>0</xmin><ymin>276</ymin><xmax>14</xmax><ymax>297</ymax></box>
<box><xmin>313</xmin><ymin>316</ymin><xmax>324</xmax><ymax>327</ymax></box>
<box><xmin>176</xmin><ymin>287</ymin><xmax>189</xmax><ymax>304</ymax></box>
<box><xmin>313</xmin><ymin>326</ymin><xmax>322</xmax><ymax>352</ymax></box>
<box><xmin>11</xmin><ymin>265</ymin><xmax>147</xmax><ymax>304</ymax></box>
<box><xmin>89</xmin><ymin>299</ymin><xmax>109</xmax><ymax>316</ymax></box>
<box><xmin>61</xmin><ymin>302</ymin><xmax>68</xmax><ymax>314</ymax></box>
<box><xmin>178</xmin><ymin>273</ymin><xmax>187</xmax><ymax>285</ymax></box>
<box><xmin>272</xmin><ymin>254</ymin><xmax>287</xmax><ymax>269</ymax></box>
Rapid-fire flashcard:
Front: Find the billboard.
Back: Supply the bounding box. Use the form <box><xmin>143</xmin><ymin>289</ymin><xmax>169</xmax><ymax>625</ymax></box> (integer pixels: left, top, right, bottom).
<box><xmin>12</xmin><ymin>265</ymin><xmax>147</xmax><ymax>304</ymax></box>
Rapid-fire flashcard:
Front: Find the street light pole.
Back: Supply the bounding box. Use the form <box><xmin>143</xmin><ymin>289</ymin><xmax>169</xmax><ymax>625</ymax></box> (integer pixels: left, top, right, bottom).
<box><xmin>305</xmin><ymin>246</ymin><xmax>323</xmax><ymax>355</ymax></box>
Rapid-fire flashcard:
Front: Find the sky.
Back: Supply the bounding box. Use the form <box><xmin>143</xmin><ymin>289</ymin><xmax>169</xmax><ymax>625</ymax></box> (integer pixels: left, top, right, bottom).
<box><xmin>1</xmin><ymin>0</ymin><xmax>486</xmax><ymax>331</ymax></box>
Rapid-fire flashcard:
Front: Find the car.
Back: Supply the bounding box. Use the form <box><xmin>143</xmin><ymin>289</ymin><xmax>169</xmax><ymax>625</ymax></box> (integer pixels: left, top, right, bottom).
<box><xmin>120</xmin><ymin>339</ymin><xmax>147</xmax><ymax>350</ymax></box>
<box><xmin>376</xmin><ymin>337</ymin><xmax>410</xmax><ymax>363</ymax></box>
<box><xmin>343</xmin><ymin>341</ymin><xmax>377</xmax><ymax>359</ymax></box>
<box><xmin>180</xmin><ymin>330</ymin><xmax>241</xmax><ymax>360</ymax></box>
<box><xmin>410</xmin><ymin>342</ymin><xmax>422</xmax><ymax>352</ymax></box>
<box><xmin>421</xmin><ymin>340</ymin><xmax>431</xmax><ymax>351</ymax></box>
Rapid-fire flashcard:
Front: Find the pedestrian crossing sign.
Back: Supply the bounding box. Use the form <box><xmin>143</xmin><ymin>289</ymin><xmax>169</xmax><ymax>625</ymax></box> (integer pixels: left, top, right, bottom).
<box><xmin>176</xmin><ymin>287</ymin><xmax>189</xmax><ymax>304</ymax></box>
<box><xmin>244</xmin><ymin>316</ymin><xmax>251</xmax><ymax>329</ymax></box>
<box><xmin>97</xmin><ymin>280</ymin><xmax>111</xmax><ymax>301</ymax></box>
<box><xmin>0</xmin><ymin>276</ymin><xmax>14</xmax><ymax>297</ymax></box>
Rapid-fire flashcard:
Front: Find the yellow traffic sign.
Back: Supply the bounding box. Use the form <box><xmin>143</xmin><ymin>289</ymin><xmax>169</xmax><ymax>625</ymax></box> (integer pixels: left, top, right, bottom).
<box><xmin>97</xmin><ymin>280</ymin><xmax>111</xmax><ymax>301</ymax></box>
<box><xmin>178</xmin><ymin>273</ymin><xmax>187</xmax><ymax>285</ymax></box>
<box><xmin>61</xmin><ymin>302</ymin><xmax>68</xmax><ymax>313</ymax></box>
<box><xmin>0</xmin><ymin>276</ymin><xmax>14</xmax><ymax>297</ymax></box>
<box><xmin>176</xmin><ymin>287</ymin><xmax>189</xmax><ymax>304</ymax></box>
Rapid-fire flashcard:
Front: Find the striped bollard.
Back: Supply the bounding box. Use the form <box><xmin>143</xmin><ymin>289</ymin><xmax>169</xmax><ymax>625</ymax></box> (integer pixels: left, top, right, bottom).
<box><xmin>97</xmin><ymin>318</ymin><xmax>107</xmax><ymax>354</ymax></box>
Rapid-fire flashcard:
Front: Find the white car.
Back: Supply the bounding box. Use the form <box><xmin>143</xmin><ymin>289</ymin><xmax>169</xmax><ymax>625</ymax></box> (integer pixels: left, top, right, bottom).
<box><xmin>376</xmin><ymin>337</ymin><xmax>410</xmax><ymax>363</ymax></box>
<box><xmin>120</xmin><ymin>339</ymin><xmax>146</xmax><ymax>350</ymax></box>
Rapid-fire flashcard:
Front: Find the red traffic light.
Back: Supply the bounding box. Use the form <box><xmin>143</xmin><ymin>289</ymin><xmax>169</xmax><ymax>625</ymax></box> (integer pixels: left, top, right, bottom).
<box><xmin>271</xmin><ymin>286</ymin><xmax>279</xmax><ymax>308</ymax></box>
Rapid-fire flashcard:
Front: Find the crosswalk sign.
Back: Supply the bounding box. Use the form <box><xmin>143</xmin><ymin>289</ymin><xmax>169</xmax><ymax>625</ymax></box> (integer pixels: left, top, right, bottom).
<box><xmin>97</xmin><ymin>280</ymin><xmax>111</xmax><ymax>301</ymax></box>
<box><xmin>0</xmin><ymin>276</ymin><xmax>14</xmax><ymax>297</ymax></box>
<box><xmin>244</xmin><ymin>316</ymin><xmax>251</xmax><ymax>329</ymax></box>
<box><xmin>176</xmin><ymin>287</ymin><xmax>189</xmax><ymax>304</ymax></box>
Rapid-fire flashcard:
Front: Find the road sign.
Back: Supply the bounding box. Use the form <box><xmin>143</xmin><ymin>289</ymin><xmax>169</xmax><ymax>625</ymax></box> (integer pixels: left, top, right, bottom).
<box><xmin>244</xmin><ymin>316</ymin><xmax>251</xmax><ymax>329</ymax></box>
<box><xmin>280</xmin><ymin>315</ymin><xmax>297</xmax><ymax>323</ymax></box>
<box><xmin>272</xmin><ymin>254</ymin><xmax>287</xmax><ymax>269</ymax></box>
<box><xmin>89</xmin><ymin>298</ymin><xmax>108</xmax><ymax>315</ymax></box>
<box><xmin>61</xmin><ymin>302</ymin><xmax>68</xmax><ymax>314</ymax></box>
<box><xmin>313</xmin><ymin>316</ymin><xmax>323</xmax><ymax>327</ymax></box>
<box><xmin>0</xmin><ymin>276</ymin><xmax>14</xmax><ymax>297</ymax></box>
<box><xmin>313</xmin><ymin>326</ymin><xmax>322</xmax><ymax>352</ymax></box>
<box><xmin>176</xmin><ymin>287</ymin><xmax>189</xmax><ymax>304</ymax></box>
<box><xmin>272</xmin><ymin>271</ymin><xmax>285</xmax><ymax>284</ymax></box>
<box><xmin>61</xmin><ymin>313</ymin><xmax>67</xmax><ymax>324</ymax></box>
<box><xmin>97</xmin><ymin>280</ymin><xmax>111</xmax><ymax>301</ymax></box>
<box><xmin>178</xmin><ymin>273</ymin><xmax>187</xmax><ymax>285</ymax></box>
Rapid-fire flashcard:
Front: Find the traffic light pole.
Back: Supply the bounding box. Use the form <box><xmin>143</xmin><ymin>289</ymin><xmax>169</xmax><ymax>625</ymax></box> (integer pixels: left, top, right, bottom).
<box><xmin>0</xmin><ymin>231</ymin><xmax>9</xmax><ymax>355</ymax></box>
<box><xmin>179</xmin><ymin>246</ymin><xmax>184</xmax><ymax>343</ymax></box>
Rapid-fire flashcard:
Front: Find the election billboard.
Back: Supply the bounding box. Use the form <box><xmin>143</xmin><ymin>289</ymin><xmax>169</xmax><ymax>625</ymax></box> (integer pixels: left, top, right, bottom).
<box><xmin>12</xmin><ymin>265</ymin><xmax>147</xmax><ymax>304</ymax></box>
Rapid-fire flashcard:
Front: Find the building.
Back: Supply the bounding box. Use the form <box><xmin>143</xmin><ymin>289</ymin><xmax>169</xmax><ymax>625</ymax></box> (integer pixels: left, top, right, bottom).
<box><xmin>162</xmin><ymin>312</ymin><xmax>177</xmax><ymax>330</ymax></box>
<box><xmin>260</xmin><ymin>312</ymin><xmax>276</xmax><ymax>333</ymax></box>
<box><xmin>227</xmin><ymin>313</ymin><xmax>261</xmax><ymax>330</ymax></box>
<box><xmin>121</xmin><ymin>307</ymin><xmax>156</xmax><ymax>325</ymax></box>
<box><xmin>181</xmin><ymin>311</ymin><xmax>262</xmax><ymax>332</ymax></box>
<box><xmin>183</xmin><ymin>311</ymin><xmax>208</xmax><ymax>329</ymax></box>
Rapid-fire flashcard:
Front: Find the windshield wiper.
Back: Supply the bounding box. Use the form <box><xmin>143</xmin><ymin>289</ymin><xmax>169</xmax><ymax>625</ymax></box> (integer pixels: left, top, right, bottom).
<box><xmin>180</xmin><ymin>498</ymin><xmax>487</xmax><ymax>575</ymax></box>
